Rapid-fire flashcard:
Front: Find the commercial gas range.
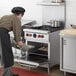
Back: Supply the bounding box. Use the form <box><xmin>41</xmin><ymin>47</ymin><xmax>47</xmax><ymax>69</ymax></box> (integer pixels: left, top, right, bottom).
<box><xmin>13</xmin><ymin>25</ymin><xmax>64</xmax><ymax>73</ymax></box>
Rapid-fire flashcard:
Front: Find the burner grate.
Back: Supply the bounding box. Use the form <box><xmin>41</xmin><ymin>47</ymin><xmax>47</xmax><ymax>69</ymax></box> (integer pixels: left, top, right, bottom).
<box><xmin>32</xmin><ymin>25</ymin><xmax>63</xmax><ymax>32</ymax></box>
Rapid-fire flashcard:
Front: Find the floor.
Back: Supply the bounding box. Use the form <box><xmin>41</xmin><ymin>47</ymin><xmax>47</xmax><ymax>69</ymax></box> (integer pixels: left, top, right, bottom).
<box><xmin>14</xmin><ymin>63</ymin><xmax>76</xmax><ymax>76</ymax></box>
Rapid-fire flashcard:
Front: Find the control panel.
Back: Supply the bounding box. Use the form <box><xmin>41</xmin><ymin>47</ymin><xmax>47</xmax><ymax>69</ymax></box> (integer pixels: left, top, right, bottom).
<box><xmin>24</xmin><ymin>32</ymin><xmax>49</xmax><ymax>43</ymax></box>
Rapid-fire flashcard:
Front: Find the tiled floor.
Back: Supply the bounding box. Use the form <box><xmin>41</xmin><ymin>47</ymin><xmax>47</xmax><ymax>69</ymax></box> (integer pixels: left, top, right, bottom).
<box><xmin>14</xmin><ymin>63</ymin><xmax>76</xmax><ymax>76</ymax></box>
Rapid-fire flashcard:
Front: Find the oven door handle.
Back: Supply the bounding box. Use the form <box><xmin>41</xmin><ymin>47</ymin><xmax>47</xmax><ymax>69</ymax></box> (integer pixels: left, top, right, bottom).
<box><xmin>14</xmin><ymin>59</ymin><xmax>39</xmax><ymax>68</ymax></box>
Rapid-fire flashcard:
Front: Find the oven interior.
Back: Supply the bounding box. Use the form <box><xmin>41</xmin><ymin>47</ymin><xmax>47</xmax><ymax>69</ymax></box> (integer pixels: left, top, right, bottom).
<box><xmin>21</xmin><ymin>41</ymin><xmax>48</xmax><ymax>64</ymax></box>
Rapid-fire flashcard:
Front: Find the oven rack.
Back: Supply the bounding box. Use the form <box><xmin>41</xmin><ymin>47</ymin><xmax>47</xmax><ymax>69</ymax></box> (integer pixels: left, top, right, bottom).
<box><xmin>28</xmin><ymin>49</ymin><xmax>48</xmax><ymax>57</ymax></box>
<box><xmin>28</xmin><ymin>54</ymin><xmax>48</xmax><ymax>63</ymax></box>
<box><xmin>14</xmin><ymin>54</ymin><xmax>48</xmax><ymax>65</ymax></box>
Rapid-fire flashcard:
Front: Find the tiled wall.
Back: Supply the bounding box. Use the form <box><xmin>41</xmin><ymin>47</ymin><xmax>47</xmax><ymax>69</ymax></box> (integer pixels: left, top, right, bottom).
<box><xmin>0</xmin><ymin>0</ymin><xmax>43</xmax><ymax>25</ymax></box>
<box><xmin>0</xmin><ymin>0</ymin><xmax>76</xmax><ymax>27</ymax></box>
<box><xmin>66</xmin><ymin>0</ymin><xmax>76</xmax><ymax>27</ymax></box>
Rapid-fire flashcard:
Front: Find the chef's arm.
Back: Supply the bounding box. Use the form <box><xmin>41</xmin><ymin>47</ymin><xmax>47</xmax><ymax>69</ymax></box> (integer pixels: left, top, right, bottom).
<box><xmin>12</xmin><ymin>18</ymin><xmax>23</xmax><ymax>47</ymax></box>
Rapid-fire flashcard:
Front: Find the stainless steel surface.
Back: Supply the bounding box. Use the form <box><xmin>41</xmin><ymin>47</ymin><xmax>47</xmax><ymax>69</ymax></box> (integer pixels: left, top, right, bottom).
<box><xmin>70</xmin><ymin>24</ymin><xmax>76</xmax><ymax>29</ymax></box>
<box><xmin>48</xmin><ymin>20</ymin><xmax>62</xmax><ymax>27</ymax></box>
<box><xmin>60</xmin><ymin>34</ymin><xmax>76</xmax><ymax>75</ymax></box>
<box><xmin>23</xmin><ymin>27</ymin><xmax>60</xmax><ymax>73</ymax></box>
<box><xmin>13</xmin><ymin>24</ymin><xmax>61</xmax><ymax>74</ymax></box>
<box><xmin>21</xmin><ymin>19</ymin><xmax>36</xmax><ymax>26</ymax></box>
<box><xmin>52</xmin><ymin>0</ymin><xmax>64</xmax><ymax>3</ymax></box>
<box><xmin>14</xmin><ymin>58</ymin><xmax>39</xmax><ymax>67</ymax></box>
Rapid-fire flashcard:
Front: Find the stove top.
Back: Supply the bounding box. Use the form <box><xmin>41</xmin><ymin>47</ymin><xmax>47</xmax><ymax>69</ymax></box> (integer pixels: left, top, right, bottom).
<box><xmin>32</xmin><ymin>25</ymin><xmax>64</xmax><ymax>32</ymax></box>
<box><xmin>22</xmin><ymin>25</ymin><xmax>64</xmax><ymax>32</ymax></box>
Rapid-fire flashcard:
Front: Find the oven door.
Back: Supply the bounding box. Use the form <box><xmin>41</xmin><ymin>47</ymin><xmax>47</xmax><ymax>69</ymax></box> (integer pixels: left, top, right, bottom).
<box><xmin>13</xmin><ymin>41</ymin><xmax>48</xmax><ymax>68</ymax></box>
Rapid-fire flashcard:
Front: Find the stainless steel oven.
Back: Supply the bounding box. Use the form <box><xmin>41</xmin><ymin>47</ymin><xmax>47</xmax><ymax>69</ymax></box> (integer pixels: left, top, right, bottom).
<box><xmin>13</xmin><ymin>25</ymin><xmax>63</xmax><ymax>73</ymax></box>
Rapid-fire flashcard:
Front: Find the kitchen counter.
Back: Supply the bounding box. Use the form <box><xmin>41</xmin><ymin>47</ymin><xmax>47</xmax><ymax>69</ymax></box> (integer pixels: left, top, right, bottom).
<box><xmin>60</xmin><ymin>28</ymin><xmax>76</xmax><ymax>35</ymax></box>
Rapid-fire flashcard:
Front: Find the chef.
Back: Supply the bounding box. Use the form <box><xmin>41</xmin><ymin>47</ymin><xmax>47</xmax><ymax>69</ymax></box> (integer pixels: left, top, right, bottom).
<box><xmin>0</xmin><ymin>7</ymin><xmax>25</xmax><ymax>76</ymax></box>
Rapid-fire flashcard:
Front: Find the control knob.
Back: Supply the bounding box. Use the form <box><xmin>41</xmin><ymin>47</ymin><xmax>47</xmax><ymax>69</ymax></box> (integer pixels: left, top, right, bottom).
<box><xmin>33</xmin><ymin>34</ymin><xmax>36</xmax><ymax>38</ymax></box>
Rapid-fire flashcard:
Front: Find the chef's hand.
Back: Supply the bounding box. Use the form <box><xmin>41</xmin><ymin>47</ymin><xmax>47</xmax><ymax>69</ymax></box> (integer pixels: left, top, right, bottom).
<box><xmin>17</xmin><ymin>41</ymin><xmax>23</xmax><ymax>48</ymax></box>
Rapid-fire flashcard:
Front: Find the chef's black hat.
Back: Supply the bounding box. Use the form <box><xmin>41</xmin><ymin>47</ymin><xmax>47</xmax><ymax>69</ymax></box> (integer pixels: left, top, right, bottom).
<box><xmin>11</xmin><ymin>7</ymin><xmax>25</xmax><ymax>15</ymax></box>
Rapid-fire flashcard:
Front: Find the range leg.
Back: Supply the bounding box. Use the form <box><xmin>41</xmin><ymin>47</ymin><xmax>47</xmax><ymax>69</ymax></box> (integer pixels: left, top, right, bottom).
<box><xmin>48</xmin><ymin>43</ymin><xmax>51</xmax><ymax>74</ymax></box>
<box><xmin>64</xmin><ymin>71</ymin><xmax>66</xmax><ymax>76</ymax></box>
<box><xmin>48</xmin><ymin>62</ymin><xmax>50</xmax><ymax>74</ymax></box>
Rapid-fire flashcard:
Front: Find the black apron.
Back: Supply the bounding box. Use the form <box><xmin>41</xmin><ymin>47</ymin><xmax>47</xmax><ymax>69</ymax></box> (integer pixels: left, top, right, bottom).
<box><xmin>0</xmin><ymin>28</ymin><xmax>14</xmax><ymax>68</ymax></box>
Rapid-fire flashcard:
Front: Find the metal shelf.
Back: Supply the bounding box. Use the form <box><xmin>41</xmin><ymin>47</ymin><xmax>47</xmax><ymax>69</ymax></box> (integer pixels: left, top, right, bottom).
<box><xmin>37</xmin><ymin>2</ymin><xmax>65</xmax><ymax>6</ymax></box>
<box><xmin>29</xmin><ymin>49</ymin><xmax>48</xmax><ymax>57</ymax></box>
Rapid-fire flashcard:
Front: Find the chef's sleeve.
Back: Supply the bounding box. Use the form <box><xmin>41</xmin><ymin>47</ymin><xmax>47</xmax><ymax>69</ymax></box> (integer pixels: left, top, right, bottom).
<box><xmin>12</xmin><ymin>18</ymin><xmax>22</xmax><ymax>42</ymax></box>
